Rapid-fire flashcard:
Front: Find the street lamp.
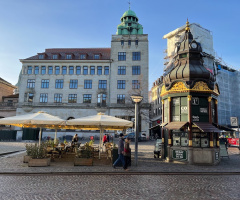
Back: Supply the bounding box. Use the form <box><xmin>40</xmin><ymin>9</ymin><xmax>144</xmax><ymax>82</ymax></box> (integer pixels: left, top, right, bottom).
<box><xmin>131</xmin><ymin>95</ymin><xmax>143</xmax><ymax>166</ymax></box>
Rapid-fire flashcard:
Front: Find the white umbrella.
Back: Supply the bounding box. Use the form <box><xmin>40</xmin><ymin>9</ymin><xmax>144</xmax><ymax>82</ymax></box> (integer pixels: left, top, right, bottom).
<box><xmin>66</xmin><ymin>113</ymin><xmax>133</xmax><ymax>158</ymax></box>
<box><xmin>0</xmin><ymin>111</ymin><xmax>66</xmax><ymax>145</ymax></box>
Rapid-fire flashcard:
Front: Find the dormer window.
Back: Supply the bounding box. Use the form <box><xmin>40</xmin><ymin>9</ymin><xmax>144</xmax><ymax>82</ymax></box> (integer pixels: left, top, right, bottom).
<box><xmin>80</xmin><ymin>54</ymin><xmax>86</xmax><ymax>59</ymax></box>
<box><xmin>38</xmin><ymin>54</ymin><xmax>44</xmax><ymax>59</ymax></box>
<box><xmin>66</xmin><ymin>54</ymin><xmax>72</xmax><ymax>59</ymax></box>
<box><xmin>128</xmin><ymin>40</ymin><xmax>131</xmax><ymax>46</ymax></box>
<box><xmin>135</xmin><ymin>40</ymin><xmax>138</xmax><ymax>45</ymax></box>
<box><xmin>128</xmin><ymin>23</ymin><xmax>131</xmax><ymax>26</ymax></box>
<box><xmin>52</xmin><ymin>54</ymin><xmax>58</xmax><ymax>59</ymax></box>
<box><xmin>121</xmin><ymin>40</ymin><xmax>124</xmax><ymax>46</ymax></box>
<box><xmin>94</xmin><ymin>54</ymin><xmax>100</xmax><ymax>60</ymax></box>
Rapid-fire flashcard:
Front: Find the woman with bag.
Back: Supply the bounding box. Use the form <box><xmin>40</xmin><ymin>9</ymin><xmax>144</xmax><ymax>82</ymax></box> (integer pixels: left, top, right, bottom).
<box><xmin>123</xmin><ymin>136</ymin><xmax>131</xmax><ymax>171</ymax></box>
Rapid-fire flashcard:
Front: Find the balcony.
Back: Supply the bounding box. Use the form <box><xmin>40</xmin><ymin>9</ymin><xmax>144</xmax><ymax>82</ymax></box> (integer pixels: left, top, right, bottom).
<box><xmin>0</xmin><ymin>102</ymin><xmax>18</xmax><ymax>110</ymax></box>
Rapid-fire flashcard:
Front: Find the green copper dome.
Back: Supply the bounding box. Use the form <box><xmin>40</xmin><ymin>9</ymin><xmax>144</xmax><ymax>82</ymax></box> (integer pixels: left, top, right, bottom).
<box><xmin>121</xmin><ymin>9</ymin><xmax>138</xmax><ymax>20</ymax></box>
<box><xmin>116</xmin><ymin>9</ymin><xmax>143</xmax><ymax>35</ymax></box>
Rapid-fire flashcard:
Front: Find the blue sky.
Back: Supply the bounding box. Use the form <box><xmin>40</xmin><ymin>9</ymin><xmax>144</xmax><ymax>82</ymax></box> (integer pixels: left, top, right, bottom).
<box><xmin>0</xmin><ymin>0</ymin><xmax>239</xmax><ymax>88</ymax></box>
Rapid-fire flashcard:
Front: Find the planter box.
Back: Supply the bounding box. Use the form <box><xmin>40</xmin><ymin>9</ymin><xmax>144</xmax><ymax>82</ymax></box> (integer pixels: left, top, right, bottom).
<box><xmin>74</xmin><ymin>158</ymin><xmax>93</xmax><ymax>166</ymax></box>
<box><xmin>28</xmin><ymin>158</ymin><xmax>50</xmax><ymax>167</ymax></box>
<box><xmin>23</xmin><ymin>155</ymin><xmax>32</xmax><ymax>163</ymax></box>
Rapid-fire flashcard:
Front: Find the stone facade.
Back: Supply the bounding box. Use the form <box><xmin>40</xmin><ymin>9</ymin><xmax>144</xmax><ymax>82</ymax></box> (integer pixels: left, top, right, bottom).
<box><xmin>0</xmin><ymin>78</ymin><xmax>16</xmax><ymax>102</ymax></box>
<box><xmin>16</xmin><ymin>9</ymin><xmax>150</xmax><ymax>137</ymax></box>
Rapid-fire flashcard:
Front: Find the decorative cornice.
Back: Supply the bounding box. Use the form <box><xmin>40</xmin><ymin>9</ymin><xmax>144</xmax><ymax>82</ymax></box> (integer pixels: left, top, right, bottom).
<box><xmin>161</xmin><ymin>81</ymin><xmax>219</xmax><ymax>97</ymax></box>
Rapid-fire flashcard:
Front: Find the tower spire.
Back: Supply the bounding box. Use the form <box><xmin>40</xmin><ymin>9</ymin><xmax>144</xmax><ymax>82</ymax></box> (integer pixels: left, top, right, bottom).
<box><xmin>128</xmin><ymin>0</ymin><xmax>131</xmax><ymax>10</ymax></box>
<box><xmin>185</xmin><ymin>18</ymin><xmax>190</xmax><ymax>32</ymax></box>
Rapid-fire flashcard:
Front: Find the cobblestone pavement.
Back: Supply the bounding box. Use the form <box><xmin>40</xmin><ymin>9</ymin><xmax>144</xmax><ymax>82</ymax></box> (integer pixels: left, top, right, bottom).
<box><xmin>0</xmin><ymin>141</ymin><xmax>240</xmax><ymax>173</ymax></box>
<box><xmin>0</xmin><ymin>174</ymin><xmax>240</xmax><ymax>200</ymax></box>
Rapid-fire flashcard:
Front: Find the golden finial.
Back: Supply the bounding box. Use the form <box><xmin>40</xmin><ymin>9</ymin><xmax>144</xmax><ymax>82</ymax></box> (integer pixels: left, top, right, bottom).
<box><xmin>185</xmin><ymin>18</ymin><xmax>190</xmax><ymax>32</ymax></box>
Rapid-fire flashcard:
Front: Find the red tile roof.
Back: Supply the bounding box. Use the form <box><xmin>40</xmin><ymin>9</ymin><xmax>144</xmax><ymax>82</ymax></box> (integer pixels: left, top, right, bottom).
<box><xmin>24</xmin><ymin>48</ymin><xmax>111</xmax><ymax>60</ymax></box>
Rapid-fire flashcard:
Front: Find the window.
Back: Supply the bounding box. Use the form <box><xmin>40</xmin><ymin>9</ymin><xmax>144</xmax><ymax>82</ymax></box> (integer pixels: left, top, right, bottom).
<box><xmin>117</xmin><ymin>80</ymin><xmax>125</xmax><ymax>89</ymax></box>
<box><xmin>27</xmin><ymin>66</ymin><xmax>32</xmax><ymax>74</ymax></box>
<box><xmin>38</xmin><ymin>54</ymin><xmax>44</xmax><ymax>59</ymax></box>
<box><xmin>69</xmin><ymin>80</ymin><xmax>78</xmax><ymax>89</ymax></box>
<box><xmin>118</xmin><ymin>52</ymin><xmax>126</xmax><ymax>61</ymax></box>
<box><xmin>40</xmin><ymin>93</ymin><xmax>48</xmax><ymax>103</ymax></box>
<box><xmin>118</xmin><ymin>66</ymin><xmax>126</xmax><ymax>75</ymax></box>
<box><xmin>25</xmin><ymin>93</ymin><xmax>34</xmax><ymax>102</ymax></box>
<box><xmin>83</xmin><ymin>66</ymin><xmax>88</xmax><ymax>75</ymax></box>
<box><xmin>97</xmin><ymin>94</ymin><xmax>107</xmax><ymax>106</ymax></box>
<box><xmin>99</xmin><ymin>80</ymin><xmax>107</xmax><ymax>89</ymax></box>
<box><xmin>48</xmin><ymin>66</ymin><xmax>53</xmax><ymax>74</ymax></box>
<box><xmin>121</xmin><ymin>40</ymin><xmax>124</xmax><ymax>45</ymax></box>
<box><xmin>84</xmin><ymin>80</ymin><xmax>92</xmax><ymax>89</ymax></box>
<box><xmin>132</xmin><ymin>66</ymin><xmax>141</xmax><ymax>75</ymax></box>
<box><xmin>193</xmin><ymin>132</ymin><xmax>210</xmax><ymax>148</ymax></box>
<box><xmin>83</xmin><ymin>94</ymin><xmax>92</xmax><ymax>103</ymax></box>
<box><xmin>97</xmin><ymin>66</ymin><xmax>102</xmax><ymax>75</ymax></box>
<box><xmin>27</xmin><ymin>80</ymin><xmax>35</xmax><ymax>88</ymax></box>
<box><xmin>172</xmin><ymin>97</ymin><xmax>188</xmax><ymax>122</ymax></box>
<box><xmin>54</xmin><ymin>94</ymin><xmax>62</xmax><ymax>103</ymax></box>
<box><xmin>117</xmin><ymin>94</ymin><xmax>125</xmax><ymax>104</ymax></box>
<box><xmin>66</xmin><ymin>54</ymin><xmax>72</xmax><ymax>59</ymax></box>
<box><xmin>62</xmin><ymin>66</ymin><xmax>67</xmax><ymax>75</ymax></box>
<box><xmin>90</xmin><ymin>66</ymin><xmax>95</xmax><ymax>75</ymax></box>
<box><xmin>55</xmin><ymin>66</ymin><xmax>60</xmax><ymax>75</ymax></box>
<box><xmin>132</xmin><ymin>80</ymin><xmax>140</xmax><ymax>89</ymax></box>
<box><xmin>34</xmin><ymin>66</ymin><xmax>39</xmax><ymax>74</ymax></box>
<box><xmin>76</xmin><ymin>66</ymin><xmax>81</xmax><ymax>74</ymax></box>
<box><xmin>41</xmin><ymin>79</ymin><xmax>49</xmax><ymax>88</ymax></box>
<box><xmin>41</xmin><ymin>66</ymin><xmax>46</xmax><ymax>74</ymax></box>
<box><xmin>135</xmin><ymin>40</ymin><xmax>138</xmax><ymax>45</ymax></box>
<box><xmin>128</xmin><ymin>40</ymin><xmax>131</xmax><ymax>46</ymax></box>
<box><xmin>104</xmin><ymin>66</ymin><xmax>109</xmax><ymax>75</ymax></box>
<box><xmin>69</xmin><ymin>66</ymin><xmax>74</xmax><ymax>75</ymax></box>
<box><xmin>68</xmin><ymin>94</ymin><xmax>77</xmax><ymax>103</ymax></box>
<box><xmin>55</xmin><ymin>79</ymin><xmax>63</xmax><ymax>88</ymax></box>
<box><xmin>172</xmin><ymin>131</ymin><xmax>189</xmax><ymax>147</ymax></box>
<box><xmin>94</xmin><ymin>54</ymin><xmax>100</xmax><ymax>59</ymax></box>
<box><xmin>52</xmin><ymin>54</ymin><xmax>58</xmax><ymax>59</ymax></box>
<box><xmin>80</xmin><ymin>54</ymin><xmax>86</xmax><ymax>59</ymax></box>
<box><xmin>132</xmin><ymin>52</ymin><xmax>141</xmax><ymax>61</ymax></box>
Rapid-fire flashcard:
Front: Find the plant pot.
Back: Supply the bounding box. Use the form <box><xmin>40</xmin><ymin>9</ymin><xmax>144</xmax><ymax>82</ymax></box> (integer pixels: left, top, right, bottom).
<box><xmin>74</xmin><ymin>158</ymin><xmax>93</xmax><ymax>166</ymax></box>
<box><xmin>23</xmin><ymin>155</ymin><xmax>32</xmax><ymax>163</ymax></box>
<box><xmin>28</xmin><ymin>158</ymin><xmax>50</xmax><ymax>167</ymax></box>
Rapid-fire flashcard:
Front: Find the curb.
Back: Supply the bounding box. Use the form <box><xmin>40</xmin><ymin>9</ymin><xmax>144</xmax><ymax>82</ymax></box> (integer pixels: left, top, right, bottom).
<box><xmin>1</xmin><ymin>172</ymin><xmax>240</xmax><ymax>176</ymax></box>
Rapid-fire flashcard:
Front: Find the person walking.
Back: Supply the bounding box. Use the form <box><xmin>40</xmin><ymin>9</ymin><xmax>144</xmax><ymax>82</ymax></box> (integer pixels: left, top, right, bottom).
<box><xmin>113</xmin><ymin>133</ymin><xmax>125</xmax><ymax>168</ymax></box>
<box><xmin>103</xmin><ymin>134</ymin><xmax>108</xmax><ymax>145</ymax></box>
<box><xmin>123</xmin><ymin>136</ymin><xmax>131</xmax><ymax>171</ymax></box>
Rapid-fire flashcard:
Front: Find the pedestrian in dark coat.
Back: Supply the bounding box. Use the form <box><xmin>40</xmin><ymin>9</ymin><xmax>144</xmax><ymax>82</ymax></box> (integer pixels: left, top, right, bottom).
<box><xmin>113</xmin><ymin>133</ymin><xmax>125</xmax><ymax>168</ymax></box>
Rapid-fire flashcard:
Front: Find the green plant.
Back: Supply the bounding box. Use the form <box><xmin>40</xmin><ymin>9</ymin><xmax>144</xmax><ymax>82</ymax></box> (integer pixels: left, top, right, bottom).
<box><xmin>26</xmin><ymin>143</ymin><xmax>47</xmax><ymax>159</ymax></box>
<box><xmin>25</xmin><ymin>144</ymin><xmax>33</xmax><ymax>156</ymax></box>
<box><xmin>76</xmin><ymin>142</ymin><xmax>93</xmax><ymax>158</ymax></box>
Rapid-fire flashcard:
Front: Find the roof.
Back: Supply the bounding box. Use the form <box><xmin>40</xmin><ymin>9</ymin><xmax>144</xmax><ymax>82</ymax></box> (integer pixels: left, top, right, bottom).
<box><xmin>193</xmin><ymin>122</ymin><xmax>221</xmax><ymax>132</ymax></box>
<box><xmin>2</xmin><ymin>94</ymin><xmax>19</xmax><ymax>99</ymax></box>
<box><xmin>0</xmin><ymin>78</ymin><xmax>16</xmax><ymax>88</ymax></box>
<box><xmin>164</xmin><ymin>122</ymin><xmax>188</xmax><ymax>130</ymax></box>
<box><xmin>121</xmin><ymin>9</ymin><xmax>138</xmax><ymax>19</ymax></box>
<box><xmin>23</xmin><ymin>48</ymin><xmax>111</xmax><ymax>60</ymax></box>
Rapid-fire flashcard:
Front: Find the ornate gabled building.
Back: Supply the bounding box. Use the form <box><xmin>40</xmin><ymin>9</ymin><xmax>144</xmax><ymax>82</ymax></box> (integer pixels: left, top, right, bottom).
<box><xmin>17</xmin><ymin>8</ymin><xmax>149</xmax><ymax>138</ymax></box>
<box><xmin>160</xmin><ymin>20</ymin><xmax>221</xmax><ymax>165</ymax></box>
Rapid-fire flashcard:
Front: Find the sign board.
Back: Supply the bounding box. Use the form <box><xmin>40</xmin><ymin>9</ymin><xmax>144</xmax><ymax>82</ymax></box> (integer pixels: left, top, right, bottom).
<box><xmin>172</xmin><ymin>149</ymin><xmax>187</xmax><ymax>160</ymax></box>
<box><xmin>192</xmin><ymin>97</ymin><xmax>199</xmax><ymax>105</ymax></box>
<box><xmin>230</xmin><ymin>117</ymin><xmax>238</xmax><ymax>126</ymax></box>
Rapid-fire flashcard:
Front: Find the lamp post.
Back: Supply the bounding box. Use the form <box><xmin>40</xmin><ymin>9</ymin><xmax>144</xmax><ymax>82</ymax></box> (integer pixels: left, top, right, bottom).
<box><xmin>131</xmin><ymin>95</ymin><xmax>143</xmax><ymax>166</ymax></box>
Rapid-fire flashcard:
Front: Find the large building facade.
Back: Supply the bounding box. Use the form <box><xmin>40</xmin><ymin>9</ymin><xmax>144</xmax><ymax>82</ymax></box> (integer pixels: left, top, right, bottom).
<box><xmin>17</xmin><ymin>9</ymin><xmax>149</xmax><ymax>137</ymax></box>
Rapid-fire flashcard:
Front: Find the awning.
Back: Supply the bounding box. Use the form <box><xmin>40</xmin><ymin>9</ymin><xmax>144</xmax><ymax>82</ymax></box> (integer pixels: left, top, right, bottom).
<box><xmin>149</xmin><ymin>124</ymin><xmax>160</xmax><ymax>130</ymax></box>
<box><xmin>212</xmin><ymin>123</ymin><xmax>234</xmax><ymax>132</ymax></box>
<box><xmin>193</xmin><ymin>122</ymin><xmax>221</xmax><ymax>132</ymax></box>
<box><xmin>160</xmin><ymin>122</ymin><xmax>168</xmax><ymax>127</ymax></box>
<box><xmin>164</xmin><ymin>122</ymin><xmax>188</xmax><ymax>130</ymax></box>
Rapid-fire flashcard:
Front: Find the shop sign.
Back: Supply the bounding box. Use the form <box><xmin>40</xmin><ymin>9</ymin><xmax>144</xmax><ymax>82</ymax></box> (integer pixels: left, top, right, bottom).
<box><xmin>192</xmin><ymin>97</ymin><xmax>199</xmax><ymax>105</ymax></box>
<box><xmin>200</xmin><ymin>108</ymin><xmax>208</xmax><ymax>113</ymax></box>
<box><xmin>215</xmin><ymin>152</ymin><xmax>219</xmax><ymax>160</ymax></box>
<box><xmin>230</xmin><ymin>117</ymin><xmax>238</xmax><ymax>126</ymax></box>
<box><xmin>192</xmin><ymin>116</ymin><xmax>199</xmax><ymax>122</ymax></box>
<box><xmin>172</xmin><ymin>149</ymin><xmax>187</xmax><ymax>160</ymax></box>
<box><xmin>181</xmin><ymin>106</ymin><xmax>188</xmax><ymax>113</ymax></box>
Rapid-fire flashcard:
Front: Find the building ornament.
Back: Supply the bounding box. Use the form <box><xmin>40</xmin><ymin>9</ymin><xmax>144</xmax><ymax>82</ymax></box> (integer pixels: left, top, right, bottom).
<box><xmin>161</xmin><ymin>81</ymin><xmax>217</xmax><ymax>97</ymax></box>
<box><xmin>208</xmin><ymin>96</ymin><xmax>212</xmax><ymax>102</ymax></box>
<box><xmin>187</xmin><ymin>95</ymin><xmax>192</xmax><ymax>101</ymax></box>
